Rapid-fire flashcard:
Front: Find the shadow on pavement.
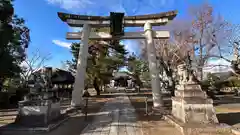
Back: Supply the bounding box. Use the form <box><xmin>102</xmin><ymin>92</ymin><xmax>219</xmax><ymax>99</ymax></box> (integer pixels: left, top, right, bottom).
<box><xmin>217</xmin><ymin>112</ymin><xmax>240</xmax><ymax>126</ymax></box>
<box><xmin>214</xmin><ymin>96</ymin><xmax>240</xmax><ymax>106</ymax></box>
<box><xmin>0</xmin><ymin>96</ymin><xmax>107</xmax><ymax>135</ymax></box>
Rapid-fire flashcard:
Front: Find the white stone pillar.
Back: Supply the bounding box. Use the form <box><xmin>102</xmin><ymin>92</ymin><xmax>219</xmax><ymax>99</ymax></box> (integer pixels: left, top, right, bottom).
<box><xmin>144</xmin><ymin>22</ymin><xmax>163</xmax><ymax>108</ymax></box>
<box><xmin>71</xmin><ymin>24</ymin><xmax>91</xmax><ymax>108</ymax></box>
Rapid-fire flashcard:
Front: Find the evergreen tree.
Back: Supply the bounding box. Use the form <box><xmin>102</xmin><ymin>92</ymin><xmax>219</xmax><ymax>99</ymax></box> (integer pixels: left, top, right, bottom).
<box><xmin>127</xmin><ymin>54</ymin><xmax>148</xmax><ymax>87</ymax></box>
<box><xmin>0</xmin><ymin>0</ymin><xmax>30</xmax><ymax>89</ymax></box>
<box><xmin>67</xmin><ymin>28</ymin><xmax>127</xmax><ymax>95</ymax></box>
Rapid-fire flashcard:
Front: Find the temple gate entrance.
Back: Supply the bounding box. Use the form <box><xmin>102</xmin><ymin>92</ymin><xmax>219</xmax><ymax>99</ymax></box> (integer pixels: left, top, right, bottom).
<box><xmin>57</xmin><ymin>11</ymin><xmax>177</xmax><ymax>109</ymax></box>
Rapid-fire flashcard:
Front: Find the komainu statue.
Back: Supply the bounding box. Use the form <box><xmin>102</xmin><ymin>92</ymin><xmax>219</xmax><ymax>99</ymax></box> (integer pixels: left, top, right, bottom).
<box><xmin>177</xmin><ymin>64</ymin><xmax>188</xmax><ymax>85</ymax></box>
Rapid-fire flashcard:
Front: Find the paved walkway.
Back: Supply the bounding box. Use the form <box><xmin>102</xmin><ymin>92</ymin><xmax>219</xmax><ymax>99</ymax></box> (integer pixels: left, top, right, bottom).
<box><xmin>80</xmin><ymin>93</ymin><xmax>142</xmax><ymax>135</ymax></box>
<box><xmin>1</xmin><ymin>93</ymin><xmax>142</xmax><ymax>135</ymax></box>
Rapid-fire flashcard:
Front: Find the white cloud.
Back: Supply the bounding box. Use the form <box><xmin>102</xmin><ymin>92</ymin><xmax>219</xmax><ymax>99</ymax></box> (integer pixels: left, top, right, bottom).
<box><xmin>147</xmin><ymin>0</ymin><xmax>175</xmax><ymax>8</ymax></box>
<box><xmin>46</xmin><ymin>0</ymin><xmax>175</xmax><ymax>15</ymax></box>
<box><xmin>46</xmin><ymin>0</ymin><xmax>94</xmax><ymax>10</ymax></box>
<box><xmin>52</xmin><ymin>39</ymin><xmax>71</xmax><ymax>48</ymax></box>
<box><xmin>121</xmin><ymin>40</ymin><xmax>140</xmax><ymax>54</ymax></box>
<box><xmin>69</xmin><ymin>27</ymin><xmax>82</xmax><ymax>32</ymax></box>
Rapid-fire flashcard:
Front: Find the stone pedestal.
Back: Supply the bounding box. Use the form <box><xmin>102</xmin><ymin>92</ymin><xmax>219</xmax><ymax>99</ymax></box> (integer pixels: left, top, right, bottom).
<box><xmin>15</xmin><ymin>99</ymin><xmax>61</xmax><ymax>127</ymax></box>
<box><xmin>17</xmin><ymin>90</ymin><xmax>60</xmax><ymax>127</ymax></box>
<box><xmin>172</xmin><ymin>83</ymin><xmax>218</xmax><ymax>124</ymax></box>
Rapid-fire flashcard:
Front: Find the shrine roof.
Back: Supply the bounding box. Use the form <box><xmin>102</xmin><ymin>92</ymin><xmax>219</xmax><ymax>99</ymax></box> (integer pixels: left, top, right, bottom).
<box><xmin>57</xmin><ymin>10</ymin><xmax>178</xmax><ymax>22</ymax></box>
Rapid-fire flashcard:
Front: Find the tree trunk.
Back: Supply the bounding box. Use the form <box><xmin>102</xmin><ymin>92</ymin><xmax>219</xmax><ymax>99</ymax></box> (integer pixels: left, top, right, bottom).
<box><xmin>93</xmin><ymin>77</ymin><xmax>100</xmax><ymax>95</ymax></box>
<box><xmin>0</xmin><ymin>78</ymin><xmax>3</xmax><ymax>91</ymax></box>
<box><xmin>168</xmin><ymin>77</ymin><xmax>175</xmax><ymax>96</ymax></box>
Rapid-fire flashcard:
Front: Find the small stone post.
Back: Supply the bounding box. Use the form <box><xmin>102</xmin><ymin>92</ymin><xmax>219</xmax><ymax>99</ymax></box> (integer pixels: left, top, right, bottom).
<box><xmin>145</xmin><ymin>97</ymin><xmax>148</xmax><ymax>115</ymax></box>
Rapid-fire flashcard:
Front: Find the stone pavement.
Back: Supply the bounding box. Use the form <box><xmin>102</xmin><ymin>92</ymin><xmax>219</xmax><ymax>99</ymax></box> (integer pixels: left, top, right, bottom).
<box><xmin>80</xmin><ymin>93</ymin><xmax>143</xmax><ymax>135</ymax></box>
<box><xmin>0</xmin><ymin>93</ymin><xmax>142</xmax><ymax>135</ymax></box>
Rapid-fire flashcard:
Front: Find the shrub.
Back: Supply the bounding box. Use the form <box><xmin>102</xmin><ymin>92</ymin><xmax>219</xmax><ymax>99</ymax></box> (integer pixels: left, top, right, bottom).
<box><xmin>0</xmin><ymin>92</ymin><xmax>10</xmax><ymax>108</ymax></box>
<box><xmin>226</xmin><ymin>79</ymin><xmax>240</xmax><ymax>87</ymax></box>
<box><xmin>201</xmin><ymin>80</ymin><xmax>210</xmax><ymax>90</ymax></box>
<box><xmin>213</xmin><ymin>77</ymin><xmax>240</xmax><ymax>88</ymax></box>
<box><xmin>207</xmin><ymin>73</ymin><xmax>220</xmax><ymax>85</ymax></box>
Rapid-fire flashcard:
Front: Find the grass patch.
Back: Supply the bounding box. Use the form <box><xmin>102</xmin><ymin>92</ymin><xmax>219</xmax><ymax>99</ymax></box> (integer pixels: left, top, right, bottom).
<box><xmin>215</xmin><ymin>107</ymin><xmax>240</xmax><ymax>113</ymax></box>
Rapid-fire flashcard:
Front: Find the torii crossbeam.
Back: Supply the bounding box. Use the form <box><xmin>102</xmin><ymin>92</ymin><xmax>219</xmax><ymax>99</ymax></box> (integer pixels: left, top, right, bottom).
<box><xmin>66</xmin><ymin>31</ymin><xmax>170</xmax><ymax>40</ymax></box>
<box><xmin>58</xmin><ymin>11</ymin><xmax>177</xmax><ymax>109</ymax></box>
<box><xmin>58</xmin><ymin>11</ymin><xmax>176</xmax><ymax>27</ymax></box>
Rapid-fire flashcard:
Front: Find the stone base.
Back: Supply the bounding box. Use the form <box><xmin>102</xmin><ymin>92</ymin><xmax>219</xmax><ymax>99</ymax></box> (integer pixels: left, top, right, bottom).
<box><xmin>163</xmin><ymin>115</ymin><xmax>232</xmax><ymax>135</ymax></box>
<box><xmin>172</xmin><ymin>84</ymin><xmax>218</xmax><ymax>124</ymax></box>
<box><xmin>0</xmin><ymin>113</ymin><xmax>70</xmax><ymax>134</ymax></box>
<box><xmin>0</xmin><ymin>106</ymin><xmax>80</xmax><ymax>134</ymax></box>
<box><xmin>172</xmin><ymin>97</ymin><xmax>218</xmax><ymax>124</ymax></box>
<box><xmin>15</xmin><ymin>101</ymin><xmax>61</xmax><ymax>127</ymax></box>
<box><xmin>105</xmin><ymin>87</ymin><xmax>117</xmax><ymax>93</ymax></box>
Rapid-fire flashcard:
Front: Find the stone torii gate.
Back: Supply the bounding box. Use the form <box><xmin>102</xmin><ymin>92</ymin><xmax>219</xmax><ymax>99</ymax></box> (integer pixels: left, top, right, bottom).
<box><xmin>58</xmin><ymin>11</ymin><xmax>177</xmax><ymax>108</ymax></box>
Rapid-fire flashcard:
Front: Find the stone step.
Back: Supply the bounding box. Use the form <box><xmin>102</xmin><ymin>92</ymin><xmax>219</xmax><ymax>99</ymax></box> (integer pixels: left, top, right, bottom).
<box><xmin>175</xmin><ymin>90</ymin><xmax>207</xmax><ymax>98</ymax></box>
<box><xmin>0</xmin><ymin>115</ymin><xmax>16</xmax><ymax>120</ymax></box>
<box><xmin>176</xmin><ymin>84</ymin><xmax>202</xmax><ymax>91</ymax></box>
<box><xmin>172</xmin><ymin>97</ymin><xmax>213</xmax><ymax>104</ymax></box>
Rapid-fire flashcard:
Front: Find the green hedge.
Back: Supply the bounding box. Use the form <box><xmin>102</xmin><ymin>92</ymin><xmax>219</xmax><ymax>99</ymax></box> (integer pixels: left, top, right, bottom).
<box><xmin>201</xmin><ymin>80</ymin><xmax>211</xmax><ymax>90</ymax></box>
<box><xmin>220</xmin><ymin>79</ymin><xmax>240</xmax><ymax>87</ymax></box>
<box><xmin>201</xmin><ymin>78</ymin><xmax>240</xmax><ymax>90</ymax></box>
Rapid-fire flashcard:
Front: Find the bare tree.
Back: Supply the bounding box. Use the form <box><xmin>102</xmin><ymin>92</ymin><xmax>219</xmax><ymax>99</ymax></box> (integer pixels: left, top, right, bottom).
<box><xmin>186</xmin><ymin>2</ymin><xmax>232</xmax><ymax>80</ymax></box>
<box><xmin>139</xmin><ymin>2</ymin><xmax>234</xmax><ymax>95</ymax></box>
<box><xmin>20</xmin><ymin>48</ymin><xmax>51</xmax><ymax>86</ymax></box>
<box><xmin>223</xmin><ymin>24</ymin><xmax>240</xmax><ymax>76</ymax></box>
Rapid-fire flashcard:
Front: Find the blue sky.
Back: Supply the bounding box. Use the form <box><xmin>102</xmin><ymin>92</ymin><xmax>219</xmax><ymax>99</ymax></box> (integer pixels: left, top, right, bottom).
<box><xmin>13</xmin><ymin>0</ymin><xmax>240</xmax><ymax>68</ymax></box>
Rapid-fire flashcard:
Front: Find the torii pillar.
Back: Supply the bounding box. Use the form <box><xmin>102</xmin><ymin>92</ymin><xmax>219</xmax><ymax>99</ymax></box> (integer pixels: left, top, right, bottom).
<box><xmin>58</xmin><ymin>11</ymin><xmax>177</xmax><ymax>108</ymax></box>
<box><xmin>71</xmin><ymin>24</ymin><xmax>90</xmax><ymax>107</ymax></box>
<box><xmin>144</xmin><ymin>22</ymin><xmax>162</xmax><ymax>107</ymax></box>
